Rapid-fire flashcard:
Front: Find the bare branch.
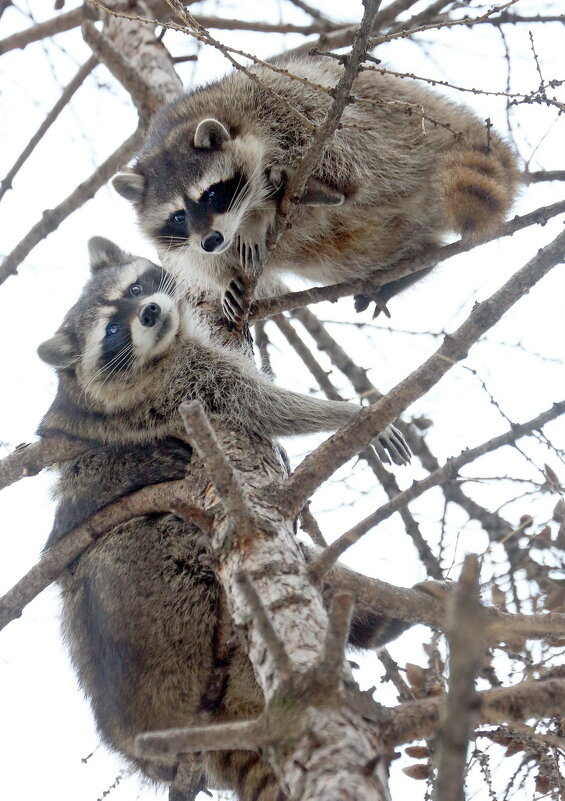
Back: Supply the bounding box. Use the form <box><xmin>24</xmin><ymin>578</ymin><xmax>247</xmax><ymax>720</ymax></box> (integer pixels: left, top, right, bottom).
<box><xmin>136</xmin><ymin>718</ymin><xmax>265</xmax><ymax>757</ymax></box>
<box><xmin>0</xmin><ymin>7</ymin><xmax>90</xmax><ymax>56</ymax></box>
<box><xmin>308</xmin><ymin>401</ymin><xmax>565</xmax><ymax>576</ymax></box>
<box><xmin>251</xmin><ymin>199</ymin><xmax>565</xmax><ymax>320</ymax></box>
<box><xmin>0</xmin><ymin>126</ymin><xmax>143</xmax><ymax>285</ymax></box>
<box><xmin>82</xmin><ymin>22</ymin><xmax>160</xmax><ymax>124</ymax></box>
<box><xmin>433</xmin><ymin>555</ymin><xmax>482</xmax><ymax>801</ymax></box>
<box><xmin>319</xmin><ymin>592</ymin><xmax>354</xmax><ymax>683</ymax></box>
<box><xmin>0</xmin><ymin>437</ymin><xmax>88</xmax><ymax>492</ymax></box>
<box><xmin>0</xmin><ymin>479</ymin><xmax>212</xmax><ymax>632</ymax></box>
<box><xmin>179</xmin><ymin>401</ymin><xmax>256</xmax><ymax>532</ymax></box>
<box><xmin>0</xmin><ymin>55</ymin><xmax>98</xmax><ymax>204</ymax></box>
<box><xmin>280</xmin><ymin>229</ymin><xmax>565</xmax><ymax>514</ymax></box>
<box><xmin>387</xmin><ymin>678</ymin><xmax>565</xmax><ymax>746</ymax></box>
<box><xmin>299</xmin><ymin>503</ymin><xmax>328</xmax><ymax>548</ymax></box>
<box><xmin>236</xmin><ymin>571</ymin><xmax>292</xmax><ymax>679</ymax></box>
<box><xmin>283</xmin><ymin>0</ymin><xmax>384</xmax><ymax>207</ymax></box>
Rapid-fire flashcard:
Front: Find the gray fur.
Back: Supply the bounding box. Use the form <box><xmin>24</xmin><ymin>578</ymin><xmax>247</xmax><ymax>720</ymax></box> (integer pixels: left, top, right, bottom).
<box><xmin>113</xmin><ymin>53</ymin><xmax>519</xmax><ymax>318</ymax></box>
<box><xmin>38</xmin><ymin>244</ymin><xmax>418</xmax><ymax>800</ymax></box>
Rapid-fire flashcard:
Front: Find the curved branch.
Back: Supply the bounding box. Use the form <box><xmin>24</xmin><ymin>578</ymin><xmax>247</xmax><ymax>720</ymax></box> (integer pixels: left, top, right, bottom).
<box><xmin>0</xmin><ymin>479</ymin><xmax>211</xmax><ymax>632</ymax></box>
<box><xmin>280</xmin><ymin>228</ymin><xmax>565</xmax><ymax>514</ymax></box>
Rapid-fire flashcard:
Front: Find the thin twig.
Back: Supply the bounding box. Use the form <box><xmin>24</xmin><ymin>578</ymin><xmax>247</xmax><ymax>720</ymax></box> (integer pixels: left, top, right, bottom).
<box><xmin>0</xmin><ymin>126</ymin><xmax>143</xmax><ymax>285</ymax></box>
<box><xmin>280</xmin><ymin>230</ymin><xmax>565</xmax><ymax>514</ymax></box>
<box><xmin>251</xmin><ymin>198</ymin><xmax>565</xmax><ymax>320</ymax></box>
<box><xmin>0</xmin><ymin>55</ymin><xmax>98</xmax><ymax>203</ymax></box>
<box><xmin>308</xmin><ymin>401</ymin><xmax>565</xmax><ymax>576</ymax></box>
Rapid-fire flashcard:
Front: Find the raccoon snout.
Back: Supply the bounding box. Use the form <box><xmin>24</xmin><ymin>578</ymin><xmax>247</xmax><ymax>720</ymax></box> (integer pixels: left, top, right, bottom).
<box><xmin>139</xmin><ymin>303</ymin><xmax>161</xmax><ymax>327</ymax></box>
<box><xmin>201</xmin><ymin>231</ymin><xmax>224</xmax><ymax>252</ymax></box>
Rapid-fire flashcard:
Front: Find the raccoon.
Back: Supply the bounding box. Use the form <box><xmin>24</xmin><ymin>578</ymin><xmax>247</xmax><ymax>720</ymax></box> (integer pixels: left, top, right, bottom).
<box><xmin>36</xmin><ymin>238</ymin><xmax>427</xmax><ymax>800</ymax></box>
<box><xmin>113</xmin><ymin>53</ymin><xmax>519</xmax><ymax>321</ymax></box>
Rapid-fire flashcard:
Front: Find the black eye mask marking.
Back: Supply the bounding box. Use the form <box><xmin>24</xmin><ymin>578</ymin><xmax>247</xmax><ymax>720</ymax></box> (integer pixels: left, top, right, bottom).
<box><xmin>160</xmin><ymin>209</ymin><xmax>190</xmax><ymax>242</ymax></box>
<box><xmin>200</xmin><ymin>172</ymin><xmax>245</xmax><ymax>215</ymax></box>
<box><xmin>101</xmin><ymin>315</ymin><xmax>132</xmax><ymax>372</ymax></box>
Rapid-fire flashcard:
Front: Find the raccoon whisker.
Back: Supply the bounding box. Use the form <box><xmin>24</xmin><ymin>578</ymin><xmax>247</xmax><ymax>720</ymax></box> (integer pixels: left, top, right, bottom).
<box><xmin>81</xmin><ymin>344</ymin><xmax>134</xmax><ymax>403</ymax></box>
<box><xmin>226</xmin><ymin>170</ymin><xmax>248</xmax><ymax>215</ymax></box>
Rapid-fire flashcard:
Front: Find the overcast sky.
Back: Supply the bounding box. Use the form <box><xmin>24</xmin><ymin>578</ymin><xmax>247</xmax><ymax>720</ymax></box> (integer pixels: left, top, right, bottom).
<box><xmin>0</xmin><ymin>2</ymin><xmax>563</xmax><ymax>800</ymax></box>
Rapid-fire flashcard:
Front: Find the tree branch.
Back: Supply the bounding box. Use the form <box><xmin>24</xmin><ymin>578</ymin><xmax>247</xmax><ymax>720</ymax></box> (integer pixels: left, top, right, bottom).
<box><xmin>251</xmin><ymin>199</ymin><xmax>565</xmax><ymax>320</ymax></box>
<box><xmin>280</xmin><ymin>229</ymin><xmax>565</xmax><ymax>515</ymax></box>
<box><xmin>179</xmin><ymin>401</ymin><xmax>256</xmax><ymax>532</ymax></box>
<box><xmin>0</xmin><ymin>126</ymin><xmax>143</xmax><ymax>285</ymax></box>
<box><xmin>387</xmin><ymin>678</ymin><xmax>565</xmax><ymax>746</ymax></box>
<box><xmin>0</xmin><ymin>437</ymin><xmax>89</xmax><ymax>492</ymax></box>
<box><xmin>0</xmin><ymin>55</ymin><xmax>98</xmax><ymax>204</ymax></box>
<box><xmin>433</xmin><ymin>555</ymin><xmax>482</xmax><ymax>801</ymax></box>
<box><xmin>308</xmin><ymin>401</ymin><xmax>565</xmax><ymax>576</ymax></box>
<box><xmin>0</xmin><ymin>479</ymin><xmax>212</xmax><ymax>632</ymax></box>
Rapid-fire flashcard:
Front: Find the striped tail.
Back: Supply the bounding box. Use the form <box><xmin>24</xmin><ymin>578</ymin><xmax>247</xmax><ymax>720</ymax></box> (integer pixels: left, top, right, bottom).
<box><xmin>205</xmin><ymin>750</ymin><xmax>286</xmax><ymax>801</ymax></box>
<box><xmin>438</xmin><ymin>136</ymin><xmax>519</xmax><ymax>238</ymax></box>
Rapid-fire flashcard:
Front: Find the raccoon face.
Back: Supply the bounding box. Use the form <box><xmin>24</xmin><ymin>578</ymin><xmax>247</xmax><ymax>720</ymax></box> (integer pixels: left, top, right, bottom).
<box><xmin>38</xmin><ymin>238</ymin><xmax>181</xmax><ymax>408</ymax></box>
<box><xmin>113</xmin><ymin>118</ymin><xmax>270</xmax><ymax>267</ymax></box>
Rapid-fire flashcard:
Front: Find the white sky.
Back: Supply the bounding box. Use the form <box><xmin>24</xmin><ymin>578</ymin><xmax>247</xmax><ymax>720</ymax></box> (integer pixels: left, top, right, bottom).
<box><xmin>0</xmin><ymin>1</ymin><xmax>564</xmax><ymax>800</ymax></box>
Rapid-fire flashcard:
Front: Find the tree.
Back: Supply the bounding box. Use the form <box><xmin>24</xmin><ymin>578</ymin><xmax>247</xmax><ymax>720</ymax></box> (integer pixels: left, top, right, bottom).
<box><xmin>0</xmin><ymin>1</ymin><xmax>563</xmax><ymax>800</ymax></box>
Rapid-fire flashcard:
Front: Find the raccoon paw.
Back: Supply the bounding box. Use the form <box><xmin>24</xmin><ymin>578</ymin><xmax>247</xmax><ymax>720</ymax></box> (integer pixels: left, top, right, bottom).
<box><xmin>221</xmin><ymin>277</ymin><xmax>249</xmax><ymax>324</ymax></box>
<box><xmin>236</xmin><ymin>235</ymin><xmax>266</xmax><ymax>273</ymax></box>
<box><xmin>372</xmin><ymin>424</ymin><xmax>411</xmax><ymax>466</ymax></box>
<box><xmin>354</xmin><ymin>292</ymin><xmax>391</xmax><ymax>319</ymax></box>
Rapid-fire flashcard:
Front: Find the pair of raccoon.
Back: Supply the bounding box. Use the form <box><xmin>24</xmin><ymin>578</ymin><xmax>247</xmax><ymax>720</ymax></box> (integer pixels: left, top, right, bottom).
<box><xmin>113</xmin><ymin>53</ymin><xmax>519</xmax><ymax>321</ymax></box>
<box><xmin>38</xmin><ymin>237</ymin><xmax>447</xmax><ymax>801</ymax></box>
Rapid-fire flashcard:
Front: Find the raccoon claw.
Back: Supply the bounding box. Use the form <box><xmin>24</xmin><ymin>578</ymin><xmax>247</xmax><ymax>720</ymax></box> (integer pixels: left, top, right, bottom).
<box><xmin>235</xmin><ymin>235</ymin><xmax>266</xmax><ymax>273</ymax></box>
<box><xmin>353</xmin><ymin>292</ymin><xmax>391</xmax><ymax>319</ymax></box>
<box><xmin>221</xmin><ymin>278</ymin><xmax>249</xmax><ymax>324</ymax></box>
<box><xmin>372</xmin><ymin>424</ymin><xmax>411</xmax><ymax>466</ymax></box>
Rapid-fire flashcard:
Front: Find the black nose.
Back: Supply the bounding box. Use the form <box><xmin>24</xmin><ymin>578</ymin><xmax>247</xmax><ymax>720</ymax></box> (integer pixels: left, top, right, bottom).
<box><xmin>201</xmin><ymin>231</ymin><xmax>224</xmax><ymax>252</ymax></box>
<box><xmin>139</xmin><ymin>303</ymin><xmax>161</xmax><ymax>327</ymax></box>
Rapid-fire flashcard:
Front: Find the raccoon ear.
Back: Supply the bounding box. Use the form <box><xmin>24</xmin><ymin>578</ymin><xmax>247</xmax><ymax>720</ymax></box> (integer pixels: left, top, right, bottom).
<box><xmin>38</xmin><ymin>332</ymin><xmax>79</xmax><ymax>370</ymax></box>
<box><xmin>194</xmin><ymin>118</ymin><xmax>230</xmax><ymax>150</ymax></box>
<box><xmin>299</xmin><ymin>177</ymin><xmax>345</xmax><ymax>207</ymax></box>
<box><xmin>112</xmin><ymin>171</ymin><xmax>145</xmax><ymax>203</ymax></box>
<box><xmin>88</xmin><ymin>237</ymin><xmax>132</xmax><ymax>272</ymax></box>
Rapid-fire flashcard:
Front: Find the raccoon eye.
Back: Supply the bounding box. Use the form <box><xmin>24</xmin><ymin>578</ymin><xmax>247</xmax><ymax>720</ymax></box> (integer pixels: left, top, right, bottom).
<box><xmin>106</xmin><ymin>322</ymin><xmax>120</xmax><ymax>337</ymax></box>
<box><xmin>129</xmin><ymin>284</ymin><xmax>142</xmax><ymax>296</ymax></box>
<box><xmin>173</xmin><ymin>211</ymin><xmax>186</xmax><ymax>224</ymax></box>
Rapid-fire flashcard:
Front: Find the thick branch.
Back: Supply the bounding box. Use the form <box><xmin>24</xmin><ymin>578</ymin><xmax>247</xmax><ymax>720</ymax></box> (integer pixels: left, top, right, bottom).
<box><xmin>179</xmin><ymin>401</ymin><xmax>256</xmax><ymax>531</ymax></box>
<box><xmin>136</xmin><ymin>719</ymin><xmax>265</xmax><ymax>757</ymax></box>
<box><xmin>387</xmin><ymin>678</ymin><xmax>565</xmax><ymax>746</ymax></box>
<box><xmin>251</xmin><ymin>199</ymin><xmax>565</xmax><ymax>320</ymax></box>
<box><xmin>281</xmin><ymin>229</ymin><xmax>565</xmax><ymax>514</ymax></box>
<box><xmin>0</xmin><ymin>126</ymin><xmax>143</xmax><ymax>285</ymax></box>
<box><xmin>433</xmin><ymin>555</ymin><xmax>482</xmax><ymax>801</ymax></box>
<box><xmin>0</xmin><ymin>479</ymin><xmax>211</xmax><ymax>632</ymax></box>
<box><xmin>0</xmin><ymin>437</ymin><xmax>88</xmax><ymax>492</ymax></box>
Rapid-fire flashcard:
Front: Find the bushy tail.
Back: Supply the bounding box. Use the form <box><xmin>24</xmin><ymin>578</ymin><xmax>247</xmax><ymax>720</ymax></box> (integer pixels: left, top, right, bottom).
<box><xmin>438</xmin><ymin>136</ymin><xmax>520</xmax><ymax>237</ymax></box>
<box><xmin>206</xmin><ymin>750</ymin><xmax>285</xmax><ymax>801</ymax></box>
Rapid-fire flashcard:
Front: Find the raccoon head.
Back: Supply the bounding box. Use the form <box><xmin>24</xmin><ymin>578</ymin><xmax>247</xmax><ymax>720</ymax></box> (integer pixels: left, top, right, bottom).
<box><xmin>113</xmin><ymin>115</ymin><xmax>270</xmax><ymax>268</ymax></box>
<box><xmin>38</xmin><ymin>237</ymin><xmax>180</xmax><ymax>409</ymax></box>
